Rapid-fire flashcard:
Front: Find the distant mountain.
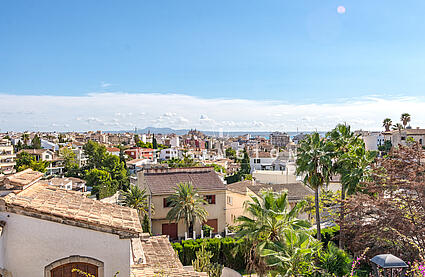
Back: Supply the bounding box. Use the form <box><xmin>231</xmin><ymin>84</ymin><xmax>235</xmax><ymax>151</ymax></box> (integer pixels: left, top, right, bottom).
<box><xmin>108</xmin><ymin>127</ymin><xmax>320</xmax><ymax>137</ymax></box>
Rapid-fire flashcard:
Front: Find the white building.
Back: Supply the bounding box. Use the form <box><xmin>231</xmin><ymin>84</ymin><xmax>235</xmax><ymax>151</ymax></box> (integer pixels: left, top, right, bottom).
<box><xmin>0</xmin><ymin>140</ymin><xmax>15</xmax><ymax>175</ymax></box>
<box><xmin>159</xmin><ymin>148</ymin><xmax>179</xmax><ymax>160</ymax></box>
<box><xmin>41</xmin><ymin>139</ymin><xmax>59</xmax><ymax>151</ymax></box>
<box><xmin>170</xmin><ymin>136</ymin><xmax>180</xmax><ymax>148</ymax></box>
<box><xmin>0</xmin><ymin>169</ymin><xmax>142</xmax><ymax>277</ymax></box>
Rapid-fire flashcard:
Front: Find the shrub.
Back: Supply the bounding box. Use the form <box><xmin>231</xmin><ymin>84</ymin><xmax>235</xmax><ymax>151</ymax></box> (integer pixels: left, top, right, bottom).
<box><xmin>318</xmin><ymin>242</ymin><xmax>352</xmax><ymax>276</ymax></box>
<box><xmin>172</xmin><ymin>237</ymin><xmax>247</xmax><ymax>272</ymax></box>
<box><xmin>202</xmin><ymin>224</ymin><xmax>214</xmax><ymax>237</ymax></box>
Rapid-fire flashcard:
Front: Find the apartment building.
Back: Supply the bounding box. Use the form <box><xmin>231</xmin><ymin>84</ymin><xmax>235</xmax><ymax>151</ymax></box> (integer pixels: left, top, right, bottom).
<box><xmin>270</xmin><ymin>131</ymin><xmax>290</xmax><ymax>148</ymax></box>
<box><xmin>0</xmin><ymin>139</ymin><xmax>16</xmax><ymax>175</ymax></box>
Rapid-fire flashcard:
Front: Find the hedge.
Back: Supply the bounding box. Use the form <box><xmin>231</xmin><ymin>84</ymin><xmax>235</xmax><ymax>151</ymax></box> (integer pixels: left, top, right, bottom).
<box><xmin>172</xmin><ymin>237</ymin><xmax>247</xmax><ymax>272</ymax></box>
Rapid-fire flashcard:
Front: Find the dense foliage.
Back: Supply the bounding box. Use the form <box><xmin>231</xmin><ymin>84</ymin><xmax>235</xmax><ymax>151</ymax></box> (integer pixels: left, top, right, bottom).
<box><xmin>15</xmin><ymin>151</ymin><xmax>50</xmax><ymax>173</ymax></box>
<box><xmin>82</xmin><ymin>140</ymin><xmax>129</xmax><ymax>198</ymax></box>
<box><xmin>342</xmin><ymin>143</ymin><xmax>425</xmax><ymax>262</ymax></box>
<box><xmin>172</xmin><ymin>237</ymin><xmax>246</xmax><ymax>272</ymax></box>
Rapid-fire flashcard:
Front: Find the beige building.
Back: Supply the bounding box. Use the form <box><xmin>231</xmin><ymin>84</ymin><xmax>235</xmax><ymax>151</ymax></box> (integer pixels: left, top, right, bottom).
<box><xmin>135</xmin><ymin>167</ymin><xmax>226</xmax><ymax>240</ymax></box>
<box><xmin>384</xmin><ymin>128</ymin><xmax>425</xmax><ymax>147</ymax></box>
<box><xmin>226</xmin><ymin>180</ymin><xmax>314</xmax><ymax>226</ymax></box>
<box><xmin>0</xmin><ymin>140</ymin><xmax>16</xmax><ymax>175</ymax></box>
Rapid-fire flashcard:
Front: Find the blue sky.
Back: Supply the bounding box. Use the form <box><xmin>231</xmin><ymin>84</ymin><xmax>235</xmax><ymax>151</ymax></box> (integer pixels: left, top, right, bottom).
<box><xmin>1</xmin><ymin>1</ymin><xmax>425</xmax><ymax>131</ymax></box>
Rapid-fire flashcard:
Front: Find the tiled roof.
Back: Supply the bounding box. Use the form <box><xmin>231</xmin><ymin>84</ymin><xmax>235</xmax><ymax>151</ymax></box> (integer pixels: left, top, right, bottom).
<box><xmin>226</xmin><ymin>180</ymin><xmax>251</xmax><ymax>195</ymax></box>
<box><xmin>131</xmin><ymin>235</ymin><xmax>207</xmax><ymax>277</ymax></box>
<box><xmin>142</xmin><ymin>167</ymin><xmax>226</xmax><ymax>195</ymax></box>
<box><xmin>0</xmin><ymin>182</ymin><xmax>142</xmax><ymax>237</ymax></box>
<box><xmin>1</xmin><ymin>169</ymin><xmax>43</xmax><ymax>189</ymax></box>
<box><xmin>18</xmin><ymin>149</ymin><xmax>51</xmax><ymax>155</ymax></box>
<box><xmin>106</xmin><ymin>147</ymin><xmax>120</xmax><ymax>152</ymax></box>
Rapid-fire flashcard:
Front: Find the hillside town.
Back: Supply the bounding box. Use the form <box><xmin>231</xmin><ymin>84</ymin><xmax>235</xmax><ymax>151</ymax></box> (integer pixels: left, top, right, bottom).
<box><xmin>0</xmin><ymin>113</ymin><xmax>424</xmax><ymax>276</ymax></box>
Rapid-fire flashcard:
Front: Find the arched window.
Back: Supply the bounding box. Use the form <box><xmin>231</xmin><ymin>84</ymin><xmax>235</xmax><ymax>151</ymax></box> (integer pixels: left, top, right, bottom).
<box><xmin>45</xmin><ymin>256</ymin><xmax>104</xmax><ymax>277</ymax></box>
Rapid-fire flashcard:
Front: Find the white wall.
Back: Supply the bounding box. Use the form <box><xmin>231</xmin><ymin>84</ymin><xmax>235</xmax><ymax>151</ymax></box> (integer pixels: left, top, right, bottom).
<box><xmin>0</xmin><ymin>212</ymin><xmax>131</xmax><ymax>277</ymax></box>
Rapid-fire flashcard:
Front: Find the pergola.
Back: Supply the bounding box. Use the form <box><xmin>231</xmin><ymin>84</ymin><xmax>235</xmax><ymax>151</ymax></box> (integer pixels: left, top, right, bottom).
<box><xmin>370</xmin><ymin>254</ymin><xmax>408</xmax><ymax>277</ymax></box>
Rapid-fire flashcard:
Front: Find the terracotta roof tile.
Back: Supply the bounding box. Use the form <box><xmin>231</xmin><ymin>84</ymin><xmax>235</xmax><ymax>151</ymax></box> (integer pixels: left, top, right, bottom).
<box><xmin>131</xmin><ymin>235</ymin><xmax>207</xmax><ymax>277</ymax></box>
<box><xmin>142</xmin><ymin>167</ymin><xmax>226</xmax><ymax>195</ymax></box>
<box><xmin>0</xmin><ymin>182</ymin><xmax>142</xmax><ymax>237</ymax></box>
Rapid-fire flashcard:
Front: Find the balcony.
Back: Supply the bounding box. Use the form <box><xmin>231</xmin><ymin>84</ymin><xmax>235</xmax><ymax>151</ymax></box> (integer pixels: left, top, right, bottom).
<box><xmin>0</xmin><ymin>154</ymin><xmax>16</xmax><ymax>159</ymax></box>
<box><xmin>0</xmin><ymin>161</ymin><xmax>16</xmax><ymax>167</ymax></box>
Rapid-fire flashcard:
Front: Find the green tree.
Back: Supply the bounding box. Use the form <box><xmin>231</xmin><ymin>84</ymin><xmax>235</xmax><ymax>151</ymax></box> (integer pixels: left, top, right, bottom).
<box><xmin>60</xmin><ymin>147</ymin><xmax>80</xmax><ymax>177</ymax></box>
<box><xmin>120</xmin><ymin>185</ymin><xmax>150</xmax><ymax>232</ymax></box>
<box><xmin>382</xmin><ymin>118</ymin><xmax>392</xmax><ymax>132</ymax></box>
<box><xmin>378</xmin><ymin>140</ymin><xmax>392</xmax><ymax>154</ymax></box>
<box><xmin>83</xmin><ymin>140</ymin><xmax>107</xmax><ymax>169</ymax></box>
<box><xmin>225</xmin><ymin>148</ymin><xmax>236</xmax><ymax>161</ymax></box>
<box><xmin>296</xmin><ymin>132</ymin><xmax>333</xmax><ymax>241</ymax></box>
<box><xmin>85</xmin><ymin>168</ymin><xmax>117</xmax><ymax>199</ymax></box>
<box><xmin>16</xmin><ymin>151</ymin><xmax>49</xmax><ymax>173</ymax></box>
<box><xmin>152</xmin><ymin>135</ymin><xmax>158</xmax><ymax>149</ymax></box>
<box><xmin>83</xmin><ymin>140</ymin><xmax>129</xmax><ymax>191</ymax></box>
<box><xmin>240</xmin><ymin>148</ymin><xmax>251</xmax><ymax>175</ymax></box>
<box><xmin>31</xmin><ymin>134</ymin><xmax>42</xmax><ymax>149</ymax></box>
<box><xmin>401</xmin><ymin>113</ymin><xmax>411</xmax><ymax>129</ymax></box>
<box><xmin>134</xmin><ymin>134</ymin><xmax>140</xmax><ymax>144</ymax></box>
<box><xmin>326</xmin><ymin>124</ymin><xmax>376</xmax><ymax>247</ymax></box>
<box><xmin>236</xmin><ymin>190</ymin><xmax>311</xmax><ymax>276</ymax></box>
<box><xmin>166</xmin><ymin>182</ymin><xmax>208</xmax><ymax>234</ymax></box>
<box><xmin>318</xmin><ymin>242</ymin><xmax>352</xmax><ymax>276</ymax></box>
<box><xmin>103</xmin><ymin>154</ymin><xmax>129</xmax><ymax>191</ymax></box>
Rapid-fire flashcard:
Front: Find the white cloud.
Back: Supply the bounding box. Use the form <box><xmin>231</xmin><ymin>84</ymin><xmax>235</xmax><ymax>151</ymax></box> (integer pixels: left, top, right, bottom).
<box><xmin>1</xmin><ymin>92</ymin><xmax>424</xmax><ymax>132</ymax></box>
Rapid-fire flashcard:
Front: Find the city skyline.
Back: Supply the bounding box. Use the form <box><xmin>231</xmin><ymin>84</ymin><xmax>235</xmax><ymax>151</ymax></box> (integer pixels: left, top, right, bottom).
<box><xmin>2</xmin><ymin>1</ymin><xmax>425</xmax><ymax>131</ymax></box>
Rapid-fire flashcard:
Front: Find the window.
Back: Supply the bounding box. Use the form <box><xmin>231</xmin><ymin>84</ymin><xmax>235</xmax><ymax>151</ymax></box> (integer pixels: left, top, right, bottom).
<box><xmin>227</xmin><ymin>196</ymin><xmax>233</xmax><ymax>205</ymax></box>
<box><xmin>401</xmin><ymin>136</ymin><xmax>406</xmax><ymax>141</ymax></box>
<box><xmin>205</xmin><ymin>195</ymin><xmax>216</xmax><ymax>204</ymax></box>
<box><xmin>163</xmin><ymin>198</ymin><xmax>172</xmax><ymax>207</ymax></box>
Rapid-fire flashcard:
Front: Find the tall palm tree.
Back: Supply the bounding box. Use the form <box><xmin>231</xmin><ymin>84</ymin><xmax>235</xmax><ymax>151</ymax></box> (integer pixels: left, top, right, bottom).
<box><xmin>382</xmin><ymin>118</ymin><xmax>392</xmax><ymax>132</ymax></box>
<box><xmin>296</xmin><ymin>132</ymin><xmax>333</xmax><ymax>241</ymax></box>
<box><xmin>166</xmin><ymin>182</ymin><xmax>208</xmax><ymax>234</ymax></box>
<box><xmin>401</xmin><ymin>113</ymin><xmax>411</xmax><ymax>129</ymax></box>
<box><xmin>327</xmin><ymin>124</ymin><xmax>376</xmax><ymax>248</ymax></box>
<box><xmin>120</xmin><ymin>185</ymin><xmax>149</xmax><ymax>219</ymax></box>
<box><xmin>236</xmin><ymin>190</ymin><xmax>311</xmax><ymax>276</ymax></box>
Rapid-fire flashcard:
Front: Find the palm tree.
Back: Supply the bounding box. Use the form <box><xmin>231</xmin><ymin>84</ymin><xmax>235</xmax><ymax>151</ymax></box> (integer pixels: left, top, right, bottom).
<box><xmin>120</xmin><ymin>185</ymin><xmax>149</xmax><ymax>220</ymax></box>
<box><xmin>401</xmin><ymin>113</ymin><xmax>411</xmax><ymax>129</ymax></box>
<box><xmin>166</xmin><ymin>182</ymin><xmax>208</xmax><ymax>234</ymax></box>
<box><xmin>236</xmin><ymin>190</ymin><xmax>311</xmax><ymax>242</ymax></box>
<box><xmin>382</xmin><ymin>118</ymin><xmax>392</xmax><ymax>132</ymax></box>
<box><xmin>392</xmin><ymin>123</ymin><xmax>404</xmax><ymax>132</ymax></box>
<box><xmin>327</xmin><ymin>124</ymin><xmax>376</xmax><ymax>248</ymax></box>
<box><xmin>296</xmin><ymin>132</ymin><xmax>333</xmax><ymax>241</ymax></box>
<box><xmin>236</xmin><ymin>190</ymin><xmax>311</xmax><ymax>276</ymax></box>
<box><xmin>261</xmin><ymin>228</ymin><xmax>321</xmax><ymax>276</ymax></box>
